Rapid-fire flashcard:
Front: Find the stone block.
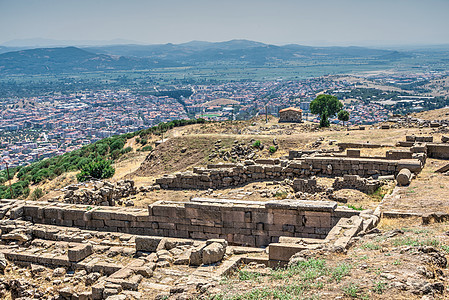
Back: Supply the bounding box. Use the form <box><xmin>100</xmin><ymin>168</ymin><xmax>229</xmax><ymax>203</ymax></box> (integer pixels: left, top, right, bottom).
<box><xmin>44</xmin><ymin>207</ymin><xmax>63</xmax><ymax>220</ymax></box>
<box><xmin>135</xmin><ymin>236</ymin><xmax>163</xmax><ymax>252</ymax></box>
<box><xmin>269</xmin><ymin>243</ymin><xmax>308</xmax><ymax>261</ymax></box>
<box><xmin>222</xmin><ymin>211</ymin><xmax>245</xmax><ymax>223</ymax></box>
<box><xmin>202</xmin><ymin>242</ymin><xmax>226</xmax><ymax>265</ymax></box>
<box><xmin>273</xmin><ymin>212</ymin><xmax>299</xmax><ymax>225</ymax></box>
<box><xmin>104</xmin><ymin>219</ymin><xmax>126</xmax><ymax>228</ymax></box>
<box><xmin>89</xmin><ymin>219</ymin><xmax>104</xmax><ymax>228</ymax></box>
<box><xmin>252</xmin><ymin>212</ymin><xmax>273</xmax><ymax>224</ymax></box>
<box><xmin>91</xmin><ymin>210</ymin><xmax>113</xmax><ymax>221</ymax></box>
<box><xmin>63</xmin><ymin>209</ymin><xmax>85</xmax><ymax>220</ymax></box>
<box><xmin>255</xmin><ymin>235</ymin><xmax>271</xmax><ymax>247</ymax></box>
<box><xmin>68</xmin><ymin>243</ymin><xmax>93</xmax><ymax>262</ymax></box>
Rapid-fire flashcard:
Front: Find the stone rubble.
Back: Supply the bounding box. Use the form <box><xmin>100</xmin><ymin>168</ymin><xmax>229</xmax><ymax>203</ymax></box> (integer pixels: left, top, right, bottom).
<box><xmin>62</xmin><ymin>180</ymin><xmax>137</xmax><ymax>206</ymax></box>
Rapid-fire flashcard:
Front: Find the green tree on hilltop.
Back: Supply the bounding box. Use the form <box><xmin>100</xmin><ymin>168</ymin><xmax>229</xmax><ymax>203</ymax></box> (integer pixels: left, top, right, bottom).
<box><xmin>310</xmin><ymin>94</ymin><xmax>343</xmax><ymax>127</ymax></box>
<box><xmin>337</xmin><ymin>110</ymin><xmax>350</xmax><ymax>126</ymax></box>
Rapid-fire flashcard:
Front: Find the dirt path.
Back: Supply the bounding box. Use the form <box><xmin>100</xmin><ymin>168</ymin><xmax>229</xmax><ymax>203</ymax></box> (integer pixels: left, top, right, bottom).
<box><xmin>381</xmin><ymin>158</ymin><xmax>449</xmax><ymax>214</ymax></box>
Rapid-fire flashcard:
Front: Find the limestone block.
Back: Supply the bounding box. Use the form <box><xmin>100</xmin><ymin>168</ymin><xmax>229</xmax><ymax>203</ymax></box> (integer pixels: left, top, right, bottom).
<box><xmin>44</xmin><ymin>207</ymin><xmax>63</xmax><ymax>220</ymax></box>
<box><xmin>135</xmin><ymin>236</ymin><xmax>163</xmax><ymax>252</ymax></box>
<box><xmin>268</xmin><ymin>243</ymin><xmax>308</xmax><ymax>261</ymax></box>
<box><xmin>68</xmin><ymin>243</ymin><xmax>93</xmax><ymax>262</ymax></box>
<box><xmin>63</xmin><ymin>209</ymin><xmax>85</xmax><ymax>220</ymax></box>
<box><xmin>91</xmin><ymin>210</ymin><xmax>113</xmax><ymax>221</ymax></box>
<box><xmin>202</xmin><ymin>242</ymin><xmax>226</xmax><ymax>265</ymax></box>
<box><xmin>222</xmin><ymin>211</ymin><xmax>245</xmax><ymax>223</ymax></box>
<box><xmin>189</xmin><ymin>246</ymin><xmax>204</xmax><ymax>266</ymax></box>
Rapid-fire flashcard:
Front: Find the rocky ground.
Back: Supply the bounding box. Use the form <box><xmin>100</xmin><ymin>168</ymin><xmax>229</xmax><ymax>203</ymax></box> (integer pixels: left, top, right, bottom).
<box><xmin>207</xmin><ymin>218</ymin><xmax>449</xmax><ymax>300</ymax></box>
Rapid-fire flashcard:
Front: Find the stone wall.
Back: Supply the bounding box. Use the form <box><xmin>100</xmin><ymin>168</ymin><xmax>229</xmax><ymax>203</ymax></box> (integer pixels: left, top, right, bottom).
<box><xmin>291</xmin><ymin>178</ymin><xmax>325</xmax><ymax>194</ymax></box>
<box><xmin>288</xmin><ymin>149</ymin><xmax>336</xmax><ymax>160</ymax></box>
<box><xmin>332</xmin><ymin>175</ymin><xmax>381</xmax><ymax>194</ymax></box>
<box><xmin>426</xmin><ymin>144</ymin><xmax>449</xmax><ymax>159</ymax></box>
<box><xmin>337</xmin><ymin>142</ymin><xmax>391</xmax><ymax>150</ymax></box>
<box><xmin>156</xmin><ymin>157</ymin><xmax>422</xmax><ymax>190</ymax></box>
<box><xmin>12</xmin><ymin>198</ymin><xmax>359</xmax><ymax>248</ymax></box>
<box><xmin>406</xmin><ymin>135</ymin><xmax>433</xmax><ymax>143</ymax></box>
<box><xmin>386</xmin><ymin>150</ymin><xmax>413</xmax><ymax>160</ymax></box>
<box><xmin>62</xmin><ymin>180</ymin><xmax>137</xmax><ymax>206</ymax></box>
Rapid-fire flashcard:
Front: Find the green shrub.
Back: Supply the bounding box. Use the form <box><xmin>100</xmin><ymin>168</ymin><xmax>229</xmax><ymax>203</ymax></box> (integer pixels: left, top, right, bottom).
<box><xmin>31</xmin><ymin>188</ymin><xmax>44</xmax><ymax>200</ymax></box>
<box><xmin>372</xmin><ymin>281</ymin><xmax>387</xmax><ymax>294</ymax></box>
<box><xmin>252</xmin><ymin>140</ymin><xmax>261</xmax><ymax>148</ymax></box>
<box><xmin>0</xmin><ymin>180</ymin><xmax>29</xmax><ymax>199</ymax></box>
<box><xmin>330</xmin><ymin>263</ymin><xmax>352</xmax><ymax>283</ymax></box>
<box><xmin>111</xmin><ymin>149</ymin><xmax>122</xmax><ymax>160</ymax></box>
<box><xmin>122</xmin><ymin>146</ymin><xmax>133</xmax><ymax>154</ymax></box>
<box><xmin>77</xmin><ymin>159</ymin><xmax>115</xmax><ymax>182</ymax></box>
<box><xmin>361</xmin><ymin>242</ymin><xmax>381</xmax><ymax>250</ymax></box>
<box><xmin>110</xmin><ymin>139</ymin><xmax>125</xmax><ymax>152</ymax></box>
<box><xmin>1</xmin><ymin>118</ymin><xmax>211</xmax><ymax>199</ymax></box>
<box><xmin>347</xmin><ymin>204</ymin><xmax>364</xmax><ymax>211</ymax></box>
<box><xmin>140</xmin><ymin>145</ymin><xmax>153</xmax><ymax>152</ymax></box>
<box><xmin>269</xmin><ymin>146</ymin><xmax>277</xmax><ymax>153</ymax></box>
<box><xmin>342</xmin><ymin>283</ymin><xmax>360</xmax><ymax>298</ymax></box>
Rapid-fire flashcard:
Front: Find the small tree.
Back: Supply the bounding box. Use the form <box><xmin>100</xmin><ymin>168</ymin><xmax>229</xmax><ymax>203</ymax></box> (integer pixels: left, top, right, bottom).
<box><xmin>337</xmin><ymin>110</ymin><xmax>350</xmax><ymax>126</ymax></box>
<box><xmin>310</xmin><ymin>94</ymin><xmax>343</xmax><ymax>127</ymax></box>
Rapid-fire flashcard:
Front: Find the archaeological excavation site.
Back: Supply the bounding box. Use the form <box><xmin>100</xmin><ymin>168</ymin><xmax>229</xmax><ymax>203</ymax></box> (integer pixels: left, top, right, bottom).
<box><xmin>1</xmin><ymin>114</ymin><xmax>449</xmax><ymax>300</ymax></box>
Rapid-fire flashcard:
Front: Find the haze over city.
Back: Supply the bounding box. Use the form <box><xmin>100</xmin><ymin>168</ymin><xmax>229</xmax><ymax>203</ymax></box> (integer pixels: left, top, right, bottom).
<box><xmin>1</xmin><ymin>0</ymin><xmax>449</xmax><ymax>47</ymax></box>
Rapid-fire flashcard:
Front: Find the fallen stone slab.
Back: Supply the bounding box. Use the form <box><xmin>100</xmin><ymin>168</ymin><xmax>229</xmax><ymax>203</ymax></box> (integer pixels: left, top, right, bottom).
<box><xmin>397</xmin><ymin>159</ymin><xmax>422</xmax><ymax>173</ymax></box>
<box><xmin>382</xmin><ymin>211</ymin><xmax>422</xmax><ymax>218</ymax></box>
<box><xmin>135</xmin><ymin>236</ymin><xmax>163</xmax><ymax>252</ymax></box>
<box><xmin>268</xmin><ymin>243</ymin><xmax>310</xmax><ymax>262</ymax></box>
<box><xmin>1</xmin><ymin>232</ymin><xmax>31</xmax><ymax>243</ymax></box>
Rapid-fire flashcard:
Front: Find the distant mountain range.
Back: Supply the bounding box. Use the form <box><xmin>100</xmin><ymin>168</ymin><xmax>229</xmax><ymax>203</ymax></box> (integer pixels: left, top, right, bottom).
<box><xmin>0</xmin><ymin>39</ymin><xmax>423</xmax><ymax>75</ymax></box>
<box><xmin>0</xmin><ymin>46</ymin><xmax>177</xmax><ymax>74</ymax></box>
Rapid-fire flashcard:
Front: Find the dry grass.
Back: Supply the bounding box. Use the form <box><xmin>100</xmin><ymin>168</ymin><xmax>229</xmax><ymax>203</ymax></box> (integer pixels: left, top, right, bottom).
<box><xmin>411</xmin><ymin>107</ymin><xmax>449</xmax><ymax>121</ymax></box>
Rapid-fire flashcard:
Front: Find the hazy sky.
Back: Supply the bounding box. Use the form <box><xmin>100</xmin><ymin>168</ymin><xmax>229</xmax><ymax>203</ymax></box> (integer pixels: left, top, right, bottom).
<box><xmin>1</xmin><ymin>0</ymin><xmax>449</xmax><ymax>46</ymax></box>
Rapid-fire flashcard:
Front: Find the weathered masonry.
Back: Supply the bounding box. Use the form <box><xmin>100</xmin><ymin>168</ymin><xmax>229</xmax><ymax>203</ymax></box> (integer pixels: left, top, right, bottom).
<box><xmin>13</xmin><ymin>198</ymin><xmax>359</xmax><ymax>247</ymax></box>
<box><xmin>426</xmin><ymin>144</ymin><xmax>449</xmax><ymax>159</ymax></box>
<box><xmin>156</xmin><ymin>157</ymin><xmax>422</xmax><ymax>189</ymax></box>
<box><xmin>278</xmin><ymin>107</ymin><xmax>303</xmax><ymax>123</ymax></box>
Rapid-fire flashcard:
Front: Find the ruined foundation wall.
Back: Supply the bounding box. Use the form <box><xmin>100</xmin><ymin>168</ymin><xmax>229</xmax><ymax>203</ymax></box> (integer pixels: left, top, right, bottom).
<box><xmin>426</xmin><ymin>144</ymin><xmax>449</xmax><ymax>159</ymax></box>
<box><xmin>156</xmin><ymin>157</ymin><xmax>422</xmax><ymax>190</ymax></box>
<box><xmin>333</xmin><ymin>175</ymin><xmax>381</xmax><ymax>194</ymax></box>
<box><xmin>15</xmin><ymin>198</ymin><xmax>358</xmax><ymax>247</ymax></box>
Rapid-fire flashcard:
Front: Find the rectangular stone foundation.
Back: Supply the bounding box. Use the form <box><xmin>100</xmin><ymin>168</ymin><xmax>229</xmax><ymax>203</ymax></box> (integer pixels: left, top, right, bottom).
<box><xmin>15</xmin><ymin>198</ymin><xmax>360</xmax><ymax>248</ymax></box>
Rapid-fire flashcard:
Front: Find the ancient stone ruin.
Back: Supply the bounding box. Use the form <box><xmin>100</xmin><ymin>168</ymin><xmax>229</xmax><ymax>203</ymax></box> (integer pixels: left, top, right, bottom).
<box><xmin>0</xmin><ymin>196</ymin><xmax>378</xmax><ymax>299</ymax></box>
<box><xmin>2</xmin><ymin>132</ymin><xmax>448</xmax><ymax>299</ymax></box>
<box><xmin>62</xmin><ymin>180</ymin><xmax>137</xmax><ymax>206</ymax></box>
<box><xmin>332</xmin><ymin>174</ymin><xmax>381</xmax><ymax>194</ymax></box>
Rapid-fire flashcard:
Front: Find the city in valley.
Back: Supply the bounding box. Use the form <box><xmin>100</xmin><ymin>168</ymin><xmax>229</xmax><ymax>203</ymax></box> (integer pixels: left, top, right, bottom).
<box><xmin>2</xmin><ymin>1</ymin><xmax>449</xmax><ymax>299</ymax></box>
<box><xmin>3</xmin><ymin>71</ymin><xmax>448</xmax><ymax>170</ymax></box>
